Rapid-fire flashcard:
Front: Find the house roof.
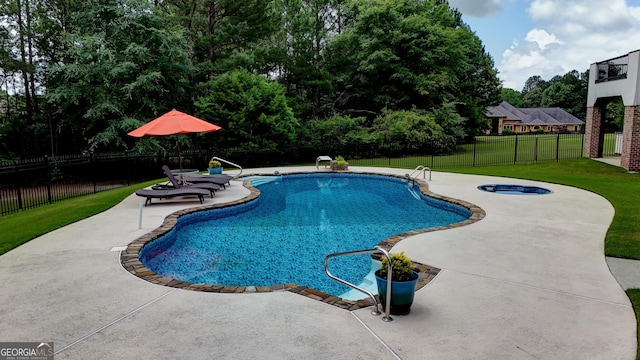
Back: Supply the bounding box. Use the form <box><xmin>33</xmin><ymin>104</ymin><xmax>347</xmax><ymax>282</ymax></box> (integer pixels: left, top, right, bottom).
<box><xmin>486</xmin><ymin>101</ymin><xmax>584</xmax><ymax>125</ymax></box>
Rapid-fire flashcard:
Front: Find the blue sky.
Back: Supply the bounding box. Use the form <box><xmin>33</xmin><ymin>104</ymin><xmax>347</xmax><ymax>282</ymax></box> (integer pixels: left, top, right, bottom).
<box><xmin>449</xmin><ymin>0</ymin><xmax>640</xmax><ymax>91</ymax></box>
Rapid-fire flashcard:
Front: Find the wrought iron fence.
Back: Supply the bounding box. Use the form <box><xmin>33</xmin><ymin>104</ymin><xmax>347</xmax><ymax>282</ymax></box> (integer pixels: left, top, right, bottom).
<box><xmin>0</xmin><ymin>132</ymin><xmax>618</xmax><ymax>216</ymax></box>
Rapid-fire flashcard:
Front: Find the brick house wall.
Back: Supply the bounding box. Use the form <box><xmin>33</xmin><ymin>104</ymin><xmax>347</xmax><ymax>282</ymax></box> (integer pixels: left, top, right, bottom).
<box><xmin>621</xmin><ymin>105</ymin><xmax>640</xmax><ymax>171</ymax></box>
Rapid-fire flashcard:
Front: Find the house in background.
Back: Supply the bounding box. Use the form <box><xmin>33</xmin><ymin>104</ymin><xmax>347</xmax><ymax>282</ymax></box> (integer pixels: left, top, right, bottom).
<box><xmin>486</xmin><ymin>101</ymin><xmax>584</xmax><ymax>134</ymax></box>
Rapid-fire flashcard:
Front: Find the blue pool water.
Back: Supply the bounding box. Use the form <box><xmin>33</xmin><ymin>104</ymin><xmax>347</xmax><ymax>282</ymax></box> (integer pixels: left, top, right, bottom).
<box><xmin>139</xmin><ymin>173</ymin><xmax>470</xmax><ymax>297</ymax></box>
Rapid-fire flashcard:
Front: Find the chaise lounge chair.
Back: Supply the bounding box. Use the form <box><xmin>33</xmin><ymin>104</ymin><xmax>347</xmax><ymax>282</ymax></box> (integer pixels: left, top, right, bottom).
<box><xmin>316</xmin><ymin>156</ymin><xmax>332</xmax><ymax>169</ymax></box>
<box><xmin>181</xmin><ymin>173</ymin><xmax>233</xmax><ymax>188</ymax></box>
<box><xmin>161</xmin><ymin>165</ymin><xmax>221</xmax><ymax>196</ymax></box>
<box><xmin>135</xmin><ymin>188</ymin><xmax>210</xmax><ymax>206</ymax></box>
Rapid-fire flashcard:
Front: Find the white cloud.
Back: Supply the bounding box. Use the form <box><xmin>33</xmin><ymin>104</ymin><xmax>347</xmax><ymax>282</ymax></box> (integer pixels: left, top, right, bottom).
<box><xmin>499</xmin><ymin>0</ymin><xmax>640</xmax><ymax>91</ymax></box>
<box><xmin>525</xmin><ymin>29</ymin><xmax>562</xmax><ymax>50</ymax></box>
<box><xmin>448</xmin><ymin>0</ymin><xmax>502</xmax><ymax>17</ymax></box>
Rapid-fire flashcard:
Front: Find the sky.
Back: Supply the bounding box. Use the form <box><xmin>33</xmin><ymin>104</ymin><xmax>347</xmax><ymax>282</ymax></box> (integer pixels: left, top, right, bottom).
<box><xmin>448</xmin><ymin>0</ymin><xmax>640</xmax><ymax>91</ymax></box>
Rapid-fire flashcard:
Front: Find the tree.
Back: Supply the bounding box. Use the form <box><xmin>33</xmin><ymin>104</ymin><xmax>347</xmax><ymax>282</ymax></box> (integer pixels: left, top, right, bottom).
<box><xmin>373</xmin><ymin>108</ymin><xmax>455</xmax><ymax>154</ymax></box>
<box><xmin>298</xmin><ymin>114</ymin><xmax>372</xmax><ymax>149</ymax></box>
<box><xmin>324</xmin><ymin>0</ymin><xmax>499</xmax><ymax>137</ymax></box>
<box><xmin>45</xmin><ymin>0</ymin><xmax>195</xmax><ymax>153</ymax></box>
<box><xmin>521</xmin><ymin>75</ymin><xmax>546</xmax><ymax>95</ymax></box>
<box><xmin>1</xmin><ymin>0</ymin><xmax>47</xmax><ymax>156</ymax></box>
<box><xmin>195</xmin><ymin>69</ymin><xmax>298</xmax><ymax>150</ymax></box>
<box><xmin>540</xmin><ymin>70</ymin><xmax>588</xmax><ymax>120</ymax></box>
<box><xmin>500</xmin><ymin>88</ymin><xmax>523</xmax><ymax>107</ymax></box>
<box><xmin>522</xmin><ymin>86</ymin><xmax>545</xmax><ymax>108</ymax></box>
<box><xmin>159</xmin><ymin>0</ymin><xmax>279</xmax><ymax>79</ymax></box>
<box><xmin>272</xmin><ymin>0</ymin><xmax>341</xmax><ymax>118</ymax></box>
<box><xmin>604</xmin><ymin>97</ymin><xmax>624</xmax><ymax>132</ymax></box>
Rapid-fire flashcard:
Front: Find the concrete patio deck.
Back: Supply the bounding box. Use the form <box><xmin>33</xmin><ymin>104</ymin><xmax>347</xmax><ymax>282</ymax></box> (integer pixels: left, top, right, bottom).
<box><xmin>0</xmin><ymin>167</ymin><xmax>635</xmax><ymax>359</ymax></box>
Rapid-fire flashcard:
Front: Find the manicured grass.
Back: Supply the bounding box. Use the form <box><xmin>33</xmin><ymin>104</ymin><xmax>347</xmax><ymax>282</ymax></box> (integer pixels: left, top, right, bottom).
<box><xmin>350</xmin><ymin>133</ymin><xmax>614</xmax><ymax>169</ymax></box>
<box><xmin>441</xmin><ymin>158</ymin><xmax>640</xmax><ymax>259</ymax></box>
<box><xmin>628</xmin><ymin>289</ymin><xmax>640</xmax><ymax>360</ymax></box>
<box><xmin>0</xmin><ymin>180</ymin><xmax>158</xmax><ymax>255</ymax></box>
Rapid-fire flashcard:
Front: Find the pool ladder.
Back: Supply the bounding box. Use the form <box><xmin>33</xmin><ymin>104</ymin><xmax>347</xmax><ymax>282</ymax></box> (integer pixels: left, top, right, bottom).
<box><xmin>406</xmin><ymin>165</ymin><xmax>431</xmax><ymax>181</ymax></box>
<box><xmin>324</xmin><ymin>246</ymin><xmax>393</xmax><ymax>322</ymax></box>
<box><xmin>210</xmin><ymin>156</ymin><xmax>243</xmax><ymax>176</ymax></box>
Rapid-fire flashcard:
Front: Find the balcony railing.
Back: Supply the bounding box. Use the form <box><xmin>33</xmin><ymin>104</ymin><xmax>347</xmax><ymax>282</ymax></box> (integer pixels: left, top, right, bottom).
<box><xmin>596</xmin><ymin>56</ymin><xmax>628</xmax><ymax>83</ymax></box>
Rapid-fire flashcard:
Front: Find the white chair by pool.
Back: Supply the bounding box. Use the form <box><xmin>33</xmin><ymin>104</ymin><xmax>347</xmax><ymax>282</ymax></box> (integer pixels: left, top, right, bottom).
<box><xmin>316</xmin><ymin>156</ymin><xmax>333</xmax><ymax>169</ymax></box>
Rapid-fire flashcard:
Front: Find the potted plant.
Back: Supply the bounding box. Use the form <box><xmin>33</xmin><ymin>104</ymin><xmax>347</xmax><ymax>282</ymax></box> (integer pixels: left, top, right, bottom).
<box><xmin>331</xmin><ymin>155</ymin><xmax>349</xmax><ymax>171</ymax></box>
<box><xmin>208</xmin><ymin>159</ymin><xmax>223</xmax><ymax>174</ymax></box>
<box><xmin>374</xmin><ymin>252</ymin><xmax>419</xmax><ymax>315</ymax></box>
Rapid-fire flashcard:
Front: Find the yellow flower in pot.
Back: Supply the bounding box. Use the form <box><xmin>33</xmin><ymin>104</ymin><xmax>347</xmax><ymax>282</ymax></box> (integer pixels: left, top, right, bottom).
<box><xmin>375</xmin><ymin>252</ymin><xmax>419</xmax><ymax>315</ymax></box>
<box><xmin>208</xmin><ymin>159</ymin><xmax>222</xmax><ymax>174</ymax></box>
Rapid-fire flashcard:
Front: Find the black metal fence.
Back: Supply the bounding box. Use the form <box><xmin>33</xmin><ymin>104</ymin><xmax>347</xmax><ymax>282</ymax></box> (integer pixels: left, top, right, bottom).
<box><xmin>0</xmin><ymin>132</ymin><xmax>619</xmax><ymax>216</ymax></box>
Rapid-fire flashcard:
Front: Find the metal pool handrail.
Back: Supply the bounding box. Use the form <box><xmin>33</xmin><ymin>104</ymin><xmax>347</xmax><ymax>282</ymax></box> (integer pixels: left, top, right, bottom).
<box><xmin>210</xmin><ymin>156</ymin><xmax>243</xmax><ymax>175</ymax></box>
<box><xmin>324</xmin><ymin>246</ymin><xmax>393</xmax><ymax>322</ymax></box>
<box><xmin>407</xmin><ymin>165</ymin><xmax>431</xmax><ymax>181</ymax></box>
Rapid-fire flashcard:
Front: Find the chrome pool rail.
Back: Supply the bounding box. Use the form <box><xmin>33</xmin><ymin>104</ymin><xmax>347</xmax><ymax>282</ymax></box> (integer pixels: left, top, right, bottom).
<box><xmin>406</xmin><ymin>165</ymin><xmax>431</xmax><ymax>181</ymax></box>
<box><xmin>324</xmin><ymin>246</ymin><xmax>393</xmax><ymax>322</ymax></box>
<box><xmin>210</xmin><ymin>156</ymin><xmax>243</xmax><ymax>176</ymax></box>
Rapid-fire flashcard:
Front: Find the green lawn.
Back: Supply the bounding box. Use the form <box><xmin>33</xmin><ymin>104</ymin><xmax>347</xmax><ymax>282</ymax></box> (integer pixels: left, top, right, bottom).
<box><xmin>350</xmin><ymin>133</ymin><xmax>614</xmax><ymax>169</ymax></box>
<box><xmin>0</xmin><ymin>180</ymin><xmax>157</xmax><ymax>255</ymax></box>
<box><xmin>628</xmin><ymin>289</ymin><xmax>640</xmax><ymax>360</ymax></box>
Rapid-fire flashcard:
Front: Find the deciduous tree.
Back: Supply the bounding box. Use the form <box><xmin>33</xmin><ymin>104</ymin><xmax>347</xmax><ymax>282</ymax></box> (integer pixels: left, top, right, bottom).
<box><xmin>45</xmin><ymin>0</ymin><xmax>194</xmax><ymax>152</ymax></box>
<box><xmin>324</xmin><ymin>0</ymin><xmax>499</xmax><ymax>137</ymax></box>
<box><xmin>195</xmin><ymin>69</ymin><xmax>298</xmax><ymax>150</ymax></box>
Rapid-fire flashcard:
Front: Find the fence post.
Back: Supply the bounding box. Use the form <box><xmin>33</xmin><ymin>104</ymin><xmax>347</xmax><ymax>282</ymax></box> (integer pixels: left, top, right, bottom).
<box><xmin>14</xmin><ymin>161</ymin><xmax>23</xmax><ymax>211</ymax></box>
<box><xmin>513</xmin><ymin>135</ymin><xmax>519</xmax><ymax>165</ymax></box>
<box><xmin>473</xmin><ymin>137</ymin><xmax>477</xmax><ymax>167</ymax></box>
<box><xmin>556</xmin><ymin>133</ymin><xmax>560</xmax><ymax>162</ymax></box>
<box><xmin>44</xmin><ymin>155</ymin><xmax>52</xmax><ymax>204</ymax></box>
<box><xmin>534</xmin><ymin>137</ymin><xmax>538</xmax><ymax>162</ymax></box>
<box><xmin>91</xmin><ymin>152</ymin><xmax>97</xmax><ymax>193</ymax></box>
<box><xmin>126</xmin><ymin>151</ymin><xmax>131</xmax><ymax>186</ymax></box>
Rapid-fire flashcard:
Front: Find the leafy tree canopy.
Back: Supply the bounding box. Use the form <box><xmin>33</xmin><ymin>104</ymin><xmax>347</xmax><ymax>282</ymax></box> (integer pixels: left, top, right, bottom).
<box><xmin>45</xmin><ymin>0</ymin><xmax>194</xmax><ymax>152</ymax></box>
<box><xmin>373</xmin><ymin>108</ymin><xmax>455</xmax><ymax>154</ymax></box>
<box><xmin>299</xmin><ymin>114</ymin><xmax>373</xmax><ymax>149</ymax></box>
<box><xmin>194</xmin><ymin>69</ymin><xmax>299</xmax><ymax>150</ymax></box>
<box><xmin>325</xmin><ymin>0</ymin><xmax>500</xmax><ymax>137</ymax></box>
<box><xmin>521</xmin><ymin>70</ymin><xmax>588</xmax><ymax>120</ymax></box>
<box><xmin>500</xmin><ymin>88</ymin><xmax>524</xmax><ymax>108</ymax></box>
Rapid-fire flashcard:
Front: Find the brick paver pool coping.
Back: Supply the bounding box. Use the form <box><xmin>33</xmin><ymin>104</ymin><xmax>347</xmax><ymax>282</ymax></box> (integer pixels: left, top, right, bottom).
<box><xmin>121</xmin><ymin>171</ymin><xmax>485</xmax><ymax>311</ymax></box>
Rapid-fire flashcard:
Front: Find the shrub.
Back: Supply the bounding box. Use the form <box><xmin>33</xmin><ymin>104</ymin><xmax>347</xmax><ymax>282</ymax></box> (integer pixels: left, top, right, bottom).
<box><xmin>378</xmin><ymin>252</ymin><xmax>414</xmax><ymax>281</ymax></box>
<box><xmin>373</xmin><ymin>109</ymin><xmax>456</xmax><ymax>154</ymax></box>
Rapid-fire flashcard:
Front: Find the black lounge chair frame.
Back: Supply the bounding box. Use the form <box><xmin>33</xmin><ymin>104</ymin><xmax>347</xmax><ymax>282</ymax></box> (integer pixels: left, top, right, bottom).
<box><xmin>161</xmin><ymin>165</ymin><xmax>221</xmax><ymax>196</ymax></box>
<box><xmin>135</xmin><ymin>188</ymin><xmax>210</xmax><ymax>206</ymax></box>
<box><xmin>182</xmin><ymin>173</ymin><xmax>233</xmax><ymax>188</ymax></box>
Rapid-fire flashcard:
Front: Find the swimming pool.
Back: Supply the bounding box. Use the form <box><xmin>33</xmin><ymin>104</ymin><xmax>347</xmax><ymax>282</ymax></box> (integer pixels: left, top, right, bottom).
<box><xmin>138</xmin><ymin>173</ymin><xmax>471</xmax><ymax>298</ymax></box>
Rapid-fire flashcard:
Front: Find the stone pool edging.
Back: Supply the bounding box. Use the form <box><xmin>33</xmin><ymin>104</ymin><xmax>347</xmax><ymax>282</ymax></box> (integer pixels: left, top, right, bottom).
<box><xmin>120</xmin><ymin>171</ymin><xmax>485</xmax><ymax>311</ymax></box>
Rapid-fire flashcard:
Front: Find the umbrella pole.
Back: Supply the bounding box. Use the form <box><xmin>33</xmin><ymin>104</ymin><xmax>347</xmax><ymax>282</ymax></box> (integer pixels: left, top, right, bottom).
<box><xmin>176</xmin><ymin>135</ymin><xmax>183</xmax><ymax>172</ymax></box>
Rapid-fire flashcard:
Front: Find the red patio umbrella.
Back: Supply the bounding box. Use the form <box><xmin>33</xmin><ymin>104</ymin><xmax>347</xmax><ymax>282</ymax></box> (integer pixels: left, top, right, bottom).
<box><xmin>128</xmin><ymin>109</ymin><xmax>221</xmax><ymax>170</ymax></box>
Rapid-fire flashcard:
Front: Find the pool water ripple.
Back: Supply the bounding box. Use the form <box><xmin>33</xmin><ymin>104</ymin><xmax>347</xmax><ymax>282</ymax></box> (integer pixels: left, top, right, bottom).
<box><xmin>139</xmin><ymin>174</ymin><xmax>471</xmax><ymax>297</ymax></box>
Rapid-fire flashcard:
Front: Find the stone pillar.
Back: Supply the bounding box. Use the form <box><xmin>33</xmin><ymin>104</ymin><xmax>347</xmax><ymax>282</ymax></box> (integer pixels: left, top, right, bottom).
<box><xmin>584</xmin><ymin>106</ymin><xmax>603</xmax><ymax>158</ymax></box>
<box><xmin>620</xmin><ymin>105</ymin><xmax>640</xmax><ymax>172</ymax></box>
